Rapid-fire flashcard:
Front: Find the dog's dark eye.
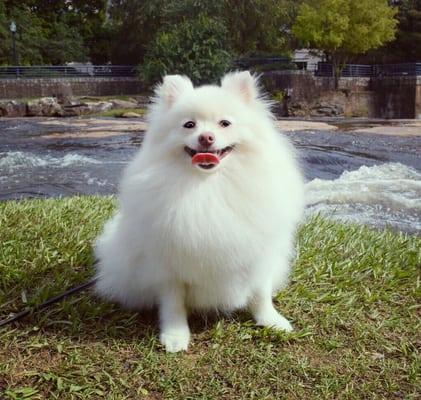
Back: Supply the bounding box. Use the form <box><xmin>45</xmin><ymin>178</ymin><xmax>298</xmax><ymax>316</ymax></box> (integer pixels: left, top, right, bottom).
<box><xmin>219</xmin><ymin>120</ymin><xmax>231</xmax><ymax>128</ymax></box>
<box><xmin>183</xmin><ymin>121</ymin><xmax>196</xmax><ymax>129</ymax></box>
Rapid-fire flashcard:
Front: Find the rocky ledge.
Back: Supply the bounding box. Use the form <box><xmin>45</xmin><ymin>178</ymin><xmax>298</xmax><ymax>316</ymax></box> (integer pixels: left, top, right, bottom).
<box><xmin>0</xmin><ymin>96</ymin><xmax>150</xmax><ymax>117</ymax></box>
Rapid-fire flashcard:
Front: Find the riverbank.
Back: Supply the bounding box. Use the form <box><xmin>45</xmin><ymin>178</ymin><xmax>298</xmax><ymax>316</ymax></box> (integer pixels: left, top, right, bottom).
<box><xmin>1</xmin><ymin>196</ymin><xmax>419</xmax><ymax>399</ymax></box>
<box><xmin>2</xmin><ymin>93</ymin><xmax>421</xmax><ymax>135</ymax></box>
<box><xmin>0</xmin><ymin>96</ymin><xmax>148</xmax><ymax>118</ymax></box>
<box><xmin>1</xmin><ymin>115</ymin><xmax>420</xmax><ymax>136</ymax></box>
<box><xmin>275</xmin><ymin>118</ymin><xmax>421</xmax><ymax>136</ymax></box>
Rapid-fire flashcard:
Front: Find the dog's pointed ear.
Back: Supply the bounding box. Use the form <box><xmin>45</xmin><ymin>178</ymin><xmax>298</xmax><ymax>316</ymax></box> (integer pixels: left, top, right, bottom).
<box><xmin>156</xmin><ymin>75</ymin><xmax>193</xmax><ymax>108</ymax></box>
<box><xmin>221</xmin><ymin>71</ymin><xmax>258</xmax><ymax>103</ymax></box>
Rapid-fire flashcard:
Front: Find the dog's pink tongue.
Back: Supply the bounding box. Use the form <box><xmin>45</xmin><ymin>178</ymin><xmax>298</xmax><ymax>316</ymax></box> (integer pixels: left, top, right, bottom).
<box><xmin>192</xmin><ymin>153</ymin><xmax>220</xmax><ymax>165</ymax></box>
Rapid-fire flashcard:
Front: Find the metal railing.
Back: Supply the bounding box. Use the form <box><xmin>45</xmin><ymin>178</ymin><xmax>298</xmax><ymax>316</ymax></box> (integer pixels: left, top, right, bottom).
<box><xmin>236</xmin><ymin>59</ymin><xmax>421</xmax><ymax>77</ymax></box>
<box><xmin>374</xmin><ymin>63</ymin><xmax>421</xmax><ymax>77</ymax></box>
<box><xmin>0</xmin><ymin>62</ymin><xmax>419</xmax><ymax>79</ymax></box>
<box><xmin>315</xmin><ymin>63</ymin><xmax>373</xmax><ymax>77</ymax></box>
<box><xmin>315</xmin><ymin>62</ymin><xmax>421</xmax><ymax>77</ymax></box>
<box><xmin>234</xmin><ymin>56</ymin><xmax>291</xmax><ymax>69</ymax></box>
<box><xmin>0</xmin><ymin>65</ymin><xmax>137</xmax><ymax>79</ymax></box>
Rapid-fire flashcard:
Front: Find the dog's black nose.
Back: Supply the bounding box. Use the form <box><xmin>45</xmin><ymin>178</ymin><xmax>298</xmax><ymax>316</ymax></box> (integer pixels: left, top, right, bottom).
<box><xmin>198</xmin><ymin>133</ymin><xmax>215</xmax><ymax>147</ymax></box>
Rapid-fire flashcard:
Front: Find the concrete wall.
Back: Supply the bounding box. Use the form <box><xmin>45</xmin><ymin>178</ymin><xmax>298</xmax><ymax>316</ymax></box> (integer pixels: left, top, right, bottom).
<box><xmin>262</xmin><ymin>71</ymin><xmax>370</xmax><ymax>97</ymax></box>
<box><xmin>262</xmin><ymin>72</ymin><xmax>375</xmax><ymax>117</ymax></box>
<box><xmin>262</xmin><ymin>71</ymin><xmax>420</xmax><ymax>119</ymax></box>
<box><xmin>416</xmin><ymin>77</ymin><xmax>421</xmax><ymax>119</ymax></box>
<box><xmin>0</xmin><ymin>77</ymin><xmax>145</xmax><ymax>99</ymax></box>
<box><xmin>262</xmin><ymin>71</ymin><xmax>334</xmax><ymax>101</ymax></box>
<box><xmin>371</xmin><ymin>76</ymin><xmax>418</xmax><ymax>119</ymax></box>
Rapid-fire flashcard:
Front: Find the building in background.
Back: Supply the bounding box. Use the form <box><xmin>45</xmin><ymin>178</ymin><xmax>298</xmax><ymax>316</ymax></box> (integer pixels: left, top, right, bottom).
<box><xmin>293</xmin><ymin>49</ymin><xmax>325</xmax><ymax>71</ymax></box>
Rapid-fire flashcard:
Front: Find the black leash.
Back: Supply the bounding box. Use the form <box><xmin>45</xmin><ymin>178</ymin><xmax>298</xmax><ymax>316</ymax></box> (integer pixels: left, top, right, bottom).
<box><xmin>0</xmin><ymin>277</ymin><xmax>98</xmax><ymax>328</ymax></box>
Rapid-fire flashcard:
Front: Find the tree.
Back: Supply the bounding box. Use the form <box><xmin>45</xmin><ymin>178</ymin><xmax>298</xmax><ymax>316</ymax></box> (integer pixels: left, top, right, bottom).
<box><xmin>223</xmin><ymin>0</ymin><xmax>297</xmax><ymax>56</ymax></box>
<box><xmin>107</xmin><ymin>0</ymin><xmax>164</xmax><ymax>65</ymax></box>
<box><xmin>389</xmin><ymin>0</ymin><xmax>421</xmax><ymax>61</ymax></box>
<box><xmin>0</xmin><ymin>1</ymin><xmax>8</xmax><ymax>64</ymax></box>
<box><xmin>60</xmin><ymin>0</ymin><xmax>110</xmax><ymax>64</ymax></box>
<box><xmin>40</xmin><ymin>20</ymin><xmax>88</xmax><ymax>65</ymax></box>
<box><xmin>109</xmin><ymin>0</ymin><xmax>299</xmax><ymax>65</ymax></box>
<box><xmin>0</xmin><ymin>2</ymin><xmax>46</xmax><ymax>65</ymax></box>
<box><xmin>9</xmin><ymin>0</ymin><xmax>109</xmax><ymax>63</ymax></box>
<box><xmin>136</xmin><ymin>0</ymin><xmax>301</xmax><ymax>85</ymax></box>
<box><xmin>0</xmin><ymin>0</ymin><xmax>107</xmax><ymax>65</ymax></box>
<box><xmin>139</xmin><ymin>15</ymin><xmax>232</xmax><ymax>85</ymax></box>
<box><xmin>160</xmin><ymin>0</ymin><xmax>297</xmax><ymax>56</ymax></box>
<box><xmin>292</xmin><ymin>0</ymin><xmax>398</xmax><ymax>87</ymax></box>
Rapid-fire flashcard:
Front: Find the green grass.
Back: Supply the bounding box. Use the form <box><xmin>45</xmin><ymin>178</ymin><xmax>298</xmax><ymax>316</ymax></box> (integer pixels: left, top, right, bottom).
<box><xmin>93</xmin><ymin>108</ymin><xmax>146</xmax><ymax>118</ymax></box>
<box><xmin>1</xmin><ymin>196</ymin><xmax>420</xmax><ymax>399</ymax></box>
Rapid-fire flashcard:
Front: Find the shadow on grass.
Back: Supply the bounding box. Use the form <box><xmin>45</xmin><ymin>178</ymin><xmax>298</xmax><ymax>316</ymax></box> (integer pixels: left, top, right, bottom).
<box><xmin>6</xmin><ymin>291</ymin><xmax>253</xmax><ymax>344</ymax></box>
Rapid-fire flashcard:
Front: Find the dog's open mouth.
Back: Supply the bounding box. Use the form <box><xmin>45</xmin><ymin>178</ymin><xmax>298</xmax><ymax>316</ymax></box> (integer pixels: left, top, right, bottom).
<box><xmin>184</xmin><ymin>145</ymin><xmax>235</xmax><ymax>170</ymax></box>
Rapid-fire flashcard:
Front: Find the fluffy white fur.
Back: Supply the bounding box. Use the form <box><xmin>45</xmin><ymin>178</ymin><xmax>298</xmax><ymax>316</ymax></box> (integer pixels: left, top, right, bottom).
<box><xmin>94</xmin><ymin>71</ymin><xmax>304</xmax><ymax>352</ymax></box>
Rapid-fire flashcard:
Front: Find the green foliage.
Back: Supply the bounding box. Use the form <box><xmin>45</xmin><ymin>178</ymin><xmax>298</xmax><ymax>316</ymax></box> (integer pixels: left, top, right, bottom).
<box><xmin>0</xmin><ymin>0</ymin><xmax>415</xmax><ymax>69</ymax></box>
<box><xmin>271</xmin><ymin>90</ymin><xmax>286</xmax><ymax>102</ymax></box>
<box><xmin>388</xmin><ymin>0</ymin><xmax>421</xmax><ymax>62</ymax></box>
<box><xmin>0</xmin><ymin>2</ymin><xmax>45</xmax><ymax>65</ymax></box>
<box><xmin>293</xmin><ymin>0</ymin><xmax>348</xmax><ymax>53</ymax></box>
<box><xmin>40</xmin><ymin>21</ymin><xmax>88</xmax><ymax>65</ymax></box>
<box><xmin>160</xmin><ymin>0</ymin><xmax>295</xmax><ymax>56</ymax></box>
<box><xmin>161</xmin><ymin>0</ymin><xmax>295</xmax><ymax>57</ymax></box>
<box><xmin>293</xmin><ymin>0</ymin><xmax>397</xmax><ymax>55</ymax></box>
<box><xmin>107</xmin><ymin>0</ymin><xmax>164</xmax><ymax>65</ymax></box>
<box><xmin>223</xmin><ymin>0</ymin><xmax>295</xmax><ymax>56</ymax></box>
<box><xmin>110</xmin><ymin>0</ymin><xmax>296</xmax><ymax>65</ymax></box>
<box><xmin>63</xmin><ymin>0</ymin><xmax>111</xmax><ymax>64</ymax></box>
<box><xmin>134</xmin><ymin>0</ymin><xmax>297</xmax><ymax>84</ymax></box>
<box><xmin>0</xmin><ymin>1</ymin><xmax>8</xmax><ymax>64</ymax></box>
<box><xmin>0</xmin><ymin>0</ymin><xmax>107</xmax><ymax>65</ymax></box>
<box><xmin>139</xmin><ymin>15</ymin><xmax>232</xmax><ymax>85</ymax></box>
<box><xmin>292</xmin><ymin>0</ymin><xmax>398</xmax><ymax>86</ymax></box>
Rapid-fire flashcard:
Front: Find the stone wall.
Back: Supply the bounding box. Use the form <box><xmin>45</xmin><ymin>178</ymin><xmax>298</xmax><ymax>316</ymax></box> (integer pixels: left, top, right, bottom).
<box><xmin>0</xmin><ymin>74</ymin><xmax>419</xmax><ymax>118</ymax></box>
<box><xmin>0</xmin><ymin>77</ymin><xmax>145</xmax><ymax>99</ymax></box>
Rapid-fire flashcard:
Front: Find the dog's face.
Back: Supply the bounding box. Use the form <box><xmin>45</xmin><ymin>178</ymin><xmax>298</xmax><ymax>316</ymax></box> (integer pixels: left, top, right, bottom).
<box><xmin>147</xmin><ymin>71</ymin><xmax>270</xmax><ymax>173</ymax></box>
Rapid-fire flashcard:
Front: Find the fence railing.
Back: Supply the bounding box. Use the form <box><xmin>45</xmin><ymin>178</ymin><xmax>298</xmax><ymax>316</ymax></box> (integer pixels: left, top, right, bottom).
<box><xmin>0</xmin><ymin>62</ymin><xmax>419</xmax><ymax>79</ymax></box>
<box><xmin>0</xmin><ymin>65</ymin><xmax>137</xmax><ymax>79</ymax></box>
<box><xmin>234</xmin><ymin>56</ymin><xmax>290</xmax><ymax>68</ymax></box>
<box><xmin>315</xmin><ymin>62</ymin><xmax>421</xmax><ymax>77</ymax></box>
<box><xmin>374</xmin><ymin>63</ymin><xmax>421</xmax><ymax>77</ymax></box>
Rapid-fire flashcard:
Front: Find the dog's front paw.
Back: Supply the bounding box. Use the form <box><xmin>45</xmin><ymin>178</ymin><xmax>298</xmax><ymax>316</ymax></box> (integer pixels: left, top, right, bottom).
<box><xmin>257</xmin><ymin>313</ymin><xmax>293</xmax><ymax>332</ymax></box>
<box><xmin>159</xmin><ymin>329</ymin><xmax>190</xmax><ymax>353</ymax></box>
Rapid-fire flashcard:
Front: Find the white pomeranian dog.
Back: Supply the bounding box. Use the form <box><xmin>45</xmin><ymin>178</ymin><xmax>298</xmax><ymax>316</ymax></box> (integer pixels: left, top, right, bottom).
<box><xmin>94</xmin><ymin>71</ymin><xmax>304</xmax><ymax>352</ymax></box>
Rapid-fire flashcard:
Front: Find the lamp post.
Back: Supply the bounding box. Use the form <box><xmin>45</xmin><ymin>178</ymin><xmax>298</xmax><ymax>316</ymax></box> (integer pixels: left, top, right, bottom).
<box><xmin>10</xmin><ymin>21</ymin><xmax>17</xmax><ymax>65</ymax></box>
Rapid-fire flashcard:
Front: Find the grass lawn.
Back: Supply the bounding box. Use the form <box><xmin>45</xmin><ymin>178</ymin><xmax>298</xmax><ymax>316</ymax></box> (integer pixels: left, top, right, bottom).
<box><xmin>0</xmin><ymin>196</ymin><xmax>420</xmax><ymax>399</ymax></box>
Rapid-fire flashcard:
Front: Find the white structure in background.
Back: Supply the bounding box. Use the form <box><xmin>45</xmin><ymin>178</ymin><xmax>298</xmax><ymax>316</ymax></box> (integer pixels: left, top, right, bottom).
<box><xmin>66</xmin><ymin>62</ymin><xmax>95</xmax><ymax>76</ymax></box>
<box><xmin>293</xmin><ymin>49</ymin><xmax>325</xmax><ymax>71</ymax></box>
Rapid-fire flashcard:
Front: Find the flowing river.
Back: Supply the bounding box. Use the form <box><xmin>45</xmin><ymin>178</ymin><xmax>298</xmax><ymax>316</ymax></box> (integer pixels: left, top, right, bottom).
<box><xmin>0</xmin><ymin>117</ymin><xmax>420</xmax><ymax>233</ymax></box>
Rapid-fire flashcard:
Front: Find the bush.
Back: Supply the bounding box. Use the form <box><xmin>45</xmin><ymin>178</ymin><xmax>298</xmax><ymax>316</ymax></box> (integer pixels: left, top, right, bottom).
<box><xmin>138</xmin><ymin>15</ymin><xmax>232</xmax><ymax>86</ymax></box>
